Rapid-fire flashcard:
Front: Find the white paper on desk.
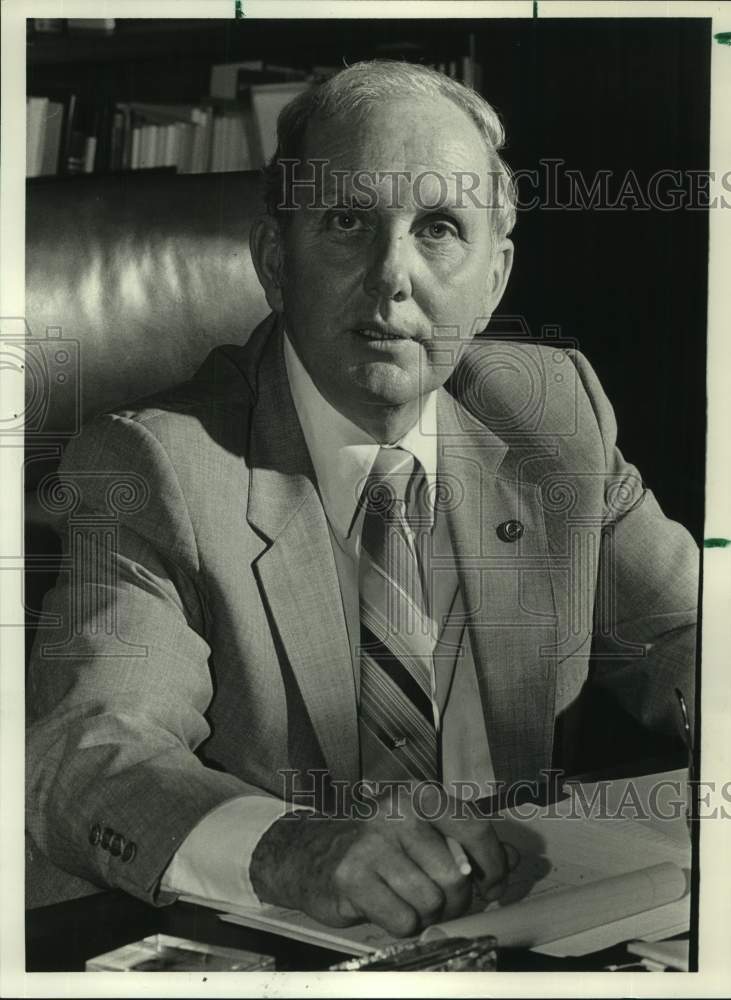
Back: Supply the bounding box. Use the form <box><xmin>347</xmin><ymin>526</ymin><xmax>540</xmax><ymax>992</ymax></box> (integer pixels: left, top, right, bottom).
<box><xmin>186</xmin><ymin>772</ymin><xmax>691</xmax><ymax>958</ymax></box>
<box><xmin>422</xmin><ymin>863</ymin><xmax>687</xmax><ymax>950</ymax></box>
<box><xmin>488</xmin><ymin>781</ymin><xmax>690</xmax><ymax>956</ymax></box>
<box><xmin>193</xmin><ymin>897</ymin><xmax>395</xmax><ymax>956</ymax></box>
<box><xmin>561</xmin><ymin>768</ymin><xmax>689</xmax><ymax>845</ymax></box>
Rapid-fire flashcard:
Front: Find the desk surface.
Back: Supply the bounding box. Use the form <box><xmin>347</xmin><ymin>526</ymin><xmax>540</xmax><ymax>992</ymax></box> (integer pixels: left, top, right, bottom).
<box><xmin>26</xmin><ymin>758</ymin><xmax>693</xmax><ymax>974</ymax></box>
<box><xmin>26</xmin><ymin>889</ymin><xmax>347</xmax><ymax>972</ymax></box>
<box><xmin>27</xmin><ymin>888</ymin><xmax>679</xmax><ymax>973</ymax></box>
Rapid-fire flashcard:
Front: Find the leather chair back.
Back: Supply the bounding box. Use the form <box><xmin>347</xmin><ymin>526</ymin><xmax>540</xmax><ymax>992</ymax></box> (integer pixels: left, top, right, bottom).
<box><xmin>25</xmin><ymin>170</ymin><xmax>270</xmax><ymax>487</ymax></box>
<box><xmin>24</xmin><ymin>170</ymin><xmax>270</xmax><ymax>909</ymax></box>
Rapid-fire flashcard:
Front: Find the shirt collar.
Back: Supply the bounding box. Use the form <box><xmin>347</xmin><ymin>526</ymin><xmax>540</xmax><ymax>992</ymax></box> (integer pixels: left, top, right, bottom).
<box><xmin>283</xmin><ymin>330</ymin><xmax>438</xmax><ymax>541</ymax></box>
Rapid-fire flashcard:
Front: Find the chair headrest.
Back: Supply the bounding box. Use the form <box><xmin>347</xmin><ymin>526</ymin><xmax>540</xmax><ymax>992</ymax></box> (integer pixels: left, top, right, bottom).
<box><xmin>25</xmin><ymin>170</ymin><xmax>270</xmax><ymax>447</ymax></box>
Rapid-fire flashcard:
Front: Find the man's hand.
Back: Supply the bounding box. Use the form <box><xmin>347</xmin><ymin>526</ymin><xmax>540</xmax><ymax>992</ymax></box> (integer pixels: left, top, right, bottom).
<box><xmin>249</xmin><ymin>784</ymin><xmax>518</xmax><ymax>937</ymax></box>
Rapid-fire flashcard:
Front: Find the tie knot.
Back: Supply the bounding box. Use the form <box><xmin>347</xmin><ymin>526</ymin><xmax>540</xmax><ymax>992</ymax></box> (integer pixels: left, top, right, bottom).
<box><xmin>365</xmin><ymin>446</ymin><xmax>414</xmax><ymax>512</ymax></box>
<box><xmin>362</xmin><ymin>446</ymin><xmax>431</xmax><ymax>531</ymax></box>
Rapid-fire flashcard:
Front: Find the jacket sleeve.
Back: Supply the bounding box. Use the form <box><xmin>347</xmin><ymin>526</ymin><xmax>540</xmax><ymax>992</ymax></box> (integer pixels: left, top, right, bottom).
<box><xmin>26</xmin><ymin>412</ymin><xmax>270</xmax><ymax>904</ymax></box>
<box><xmin>567</xmin><ymin>350</ymin><xmax>699</xmax><ymax>740</ymax></box>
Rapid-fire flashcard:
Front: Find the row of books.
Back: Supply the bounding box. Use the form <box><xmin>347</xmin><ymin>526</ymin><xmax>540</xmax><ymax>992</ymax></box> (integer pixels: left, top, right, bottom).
<box><xmin>25</xmin><ymin>86</ymin><xmax>307</xmax><ymax>178</ymax></box>
<box><xmin>26</xmin><ymin>58</ymin><xmax>329</xmax><ymax>178</ymax></box>
<box><xmin>26</xmin><ymin>54</ymin><xmax>481</xmax><ymax>179</ymax></box>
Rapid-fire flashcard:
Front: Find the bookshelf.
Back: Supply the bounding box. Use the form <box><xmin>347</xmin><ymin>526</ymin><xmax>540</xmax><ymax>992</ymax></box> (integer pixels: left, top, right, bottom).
<box><xmin>26</xmin><ymin>18</ymin><xmax>481</xmax><ymax>179</ymax></box>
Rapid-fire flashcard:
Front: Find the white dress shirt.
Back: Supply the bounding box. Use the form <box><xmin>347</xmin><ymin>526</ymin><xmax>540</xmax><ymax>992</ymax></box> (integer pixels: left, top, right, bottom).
<box><xmin>162</xmin><ymin>332</ymin><xmax>494</xmax><ymax>906</ymax></box>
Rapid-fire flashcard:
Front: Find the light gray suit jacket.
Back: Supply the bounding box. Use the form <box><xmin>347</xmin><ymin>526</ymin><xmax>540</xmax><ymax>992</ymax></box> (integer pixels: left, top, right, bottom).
<box><xmin>26</xmin><ymin>313</ymin><xmax>698</xmax><ymax>904</ymax></box>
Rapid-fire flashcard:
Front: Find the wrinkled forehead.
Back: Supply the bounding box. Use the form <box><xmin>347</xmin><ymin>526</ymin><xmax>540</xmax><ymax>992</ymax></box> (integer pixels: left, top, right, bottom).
<box><xmin>281</xmin><ymin>163</ymin><xmax>500</xmax><ymax>216</ymax></box>
<box><xmin>290</xmin><ymin>95</ymin><xmax>497</xmax><ymax>212</ymax></box>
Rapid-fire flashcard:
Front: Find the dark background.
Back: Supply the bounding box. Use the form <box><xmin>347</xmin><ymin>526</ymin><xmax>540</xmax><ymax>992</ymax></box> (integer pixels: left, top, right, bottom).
<box><xmin>475</xmin><ymin>18</ymin><xmax>710</xmax><ymax>546</ymax></box>
<box><xmin>29</xmin><ymin>16</ymin><xmax>710</xmax><ymax>542</ymax></box>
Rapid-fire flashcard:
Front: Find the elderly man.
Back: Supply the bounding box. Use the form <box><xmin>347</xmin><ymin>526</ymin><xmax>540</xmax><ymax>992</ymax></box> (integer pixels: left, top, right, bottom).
<box><xmin>27</xmin><ymin>61</ymin><xmax>697</xmax><ymax>937</ymax></box>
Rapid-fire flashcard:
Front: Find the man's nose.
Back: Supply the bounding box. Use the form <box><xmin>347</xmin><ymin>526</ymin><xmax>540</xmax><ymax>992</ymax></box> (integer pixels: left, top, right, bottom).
<box><xmin>363</xmin><ymin>231</ymin><xmax>413</xmax><ymax>304</ymax></box>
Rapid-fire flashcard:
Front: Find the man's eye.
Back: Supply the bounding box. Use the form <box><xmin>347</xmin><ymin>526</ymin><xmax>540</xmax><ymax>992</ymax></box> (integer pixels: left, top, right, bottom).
<box><xmin>421</xmin><ymin>220</ymin><xmax>458</xmax><ymax>240</ymax></box>
<box><xmin>328</xmin><ymin>211</ymin><xmax>364</xmax><ymax>232</ymax></box>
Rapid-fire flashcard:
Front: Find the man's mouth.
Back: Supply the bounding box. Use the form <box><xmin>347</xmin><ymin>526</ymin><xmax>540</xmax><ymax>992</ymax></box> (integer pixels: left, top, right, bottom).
<box><xmin>354</xmin><ymin>325</ymin><xmax>415</xmax><ymax>342</ymax></box>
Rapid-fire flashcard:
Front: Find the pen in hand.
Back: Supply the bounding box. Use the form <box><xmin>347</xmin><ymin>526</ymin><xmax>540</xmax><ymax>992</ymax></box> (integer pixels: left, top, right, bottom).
<box><xmin>446</xmin><ymin>835</ymin><xmax>472</xmax><ymax>877</ymax></box>
<box><xmin>446</xmin><ymin>836</ymin><xmax>520</xmax><ymax>881</ymax></box>
<box><xmin>447</xmin><ymin>837</ymin><xmax>472</xmax><ymax>878</ymax></box>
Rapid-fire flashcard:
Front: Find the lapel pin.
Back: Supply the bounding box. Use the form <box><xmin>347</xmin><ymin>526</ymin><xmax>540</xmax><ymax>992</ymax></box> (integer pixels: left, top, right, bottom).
<box><xmin>497</xmin><ymin>519</ymin><xmax>524</xmax><ymax>542</ymax></box>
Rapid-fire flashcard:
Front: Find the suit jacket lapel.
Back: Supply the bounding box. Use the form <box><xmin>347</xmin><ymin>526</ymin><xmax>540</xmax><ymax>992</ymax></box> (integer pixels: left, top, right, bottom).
<box><xmin>438</xmin><ymin>389</ymin><xmax>559</xmax><ymax>787</ymax></box>
<box><xmin>246</xmin><ymin>323</ymin><xmax>360</xmax><ymax>785</ymax></box>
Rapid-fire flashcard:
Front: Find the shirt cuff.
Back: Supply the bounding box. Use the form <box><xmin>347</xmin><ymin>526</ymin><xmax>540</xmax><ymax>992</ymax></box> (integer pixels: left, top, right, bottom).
<box><xmin>160</xmin><ymin>794</ymin><xmax>307</xmax><ymax>907</ymax></box>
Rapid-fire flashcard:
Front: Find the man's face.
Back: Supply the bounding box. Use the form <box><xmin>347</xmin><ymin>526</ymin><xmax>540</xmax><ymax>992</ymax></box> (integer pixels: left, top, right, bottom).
<box><xmin>257</xmin><ymin>93</ymin><xmax>513</xmax><ymax>423</ymax></box>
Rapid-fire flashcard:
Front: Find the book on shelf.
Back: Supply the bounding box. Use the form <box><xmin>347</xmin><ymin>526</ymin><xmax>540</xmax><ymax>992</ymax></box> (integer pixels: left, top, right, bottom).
<box><xmin>433</xmin><ymin>52</ymin><xmax>480</xmax><ymax>89</ymax></box>
<box><xmin>66</xmin><ymin>100</ymin><xmax>103</xmax><ymax>174</ymax></box>
<box><xmin>27</xmin><ymin>94</ymin><xmax>84</xmax><ymax>177</ymax></box>
<box><xmin>40</xmin><ymin>101</ymin><xmax>64</xmax><ymax>175</ymax></box>
<box><xmin>210</xmin><ymin>60</ymin><xmax>311</xmax><ymax>99</ymax></box>
<box><xmin>191</xmin><ymin>108</ymin><xmax>213</xmax><ymax>174</ymax></box>
<box><xmin>56</xmin><ymin>92</ymin><xmax>78</xmax><ymax>174</ymax></box>
<box><xmin>108</xmin><ymin>109</ymin><xmax>126</xmax><ymax>171</ymax></box>
<box><xmin>26</xmin><ymin>97</ymin><xmax>49</xmax><ymax>177</ymax></box>
<box><xmin>246</xmin><ymin>81</ymin><xmax>310</xmax><ymax>164</ymax></box>
<box><xmin>26</xmin><ymin>90</ymin><xmax>98</xmax><ymax>176</ymax></box>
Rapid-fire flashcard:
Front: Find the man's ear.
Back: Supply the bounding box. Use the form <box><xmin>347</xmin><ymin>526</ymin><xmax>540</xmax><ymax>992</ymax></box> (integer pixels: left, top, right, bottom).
<box><xmin>249</xmin><ymin>215</ymin><xmax>286</xmax><ymax>313</ymax></box>
<box><xmin>485</xmin><ymin>237</ymin><xmax>514</xmax><ymax>314</ymax></box>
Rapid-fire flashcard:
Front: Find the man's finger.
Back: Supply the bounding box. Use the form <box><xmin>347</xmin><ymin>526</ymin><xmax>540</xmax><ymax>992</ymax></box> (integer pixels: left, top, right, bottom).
<box><xmin>456</xmin><ymin>820</ymin><xmax>509</xmax><ymax>890</ymax></box>
<box><xmin>375</xmin><ymin>851</ymin><xmax>446</xmax><ymax>929</ymax></box>
<box><xmin>395</xmin><ymin>821</ymin><xmax>472</xmax><ymax>922</ymax></box>
<box><xmin>347</xmin><ymin>873</ymin><xmax>422</xmax><ymax>938</ymax></box>
<box><xmin>472</xmin><ymin>841</ymin><xmax>519</xmax><ymax>902</ymax></box>
<box><xmin>504</xmin><ymin>841</ymin><xmax>520</xmax><ymax>871</ymax></box>
<box><xmin>478</xmin><ymin>874</ymin><xmax>510</xmax><ymax>904</ymax></box>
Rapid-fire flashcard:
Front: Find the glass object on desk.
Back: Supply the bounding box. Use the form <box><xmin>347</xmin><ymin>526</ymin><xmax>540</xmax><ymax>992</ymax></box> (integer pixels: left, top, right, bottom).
<box><xmin>86</xmin><ymin>934</ymin><xmax>274</xmax><ymax>971</ymax></box>
<box><xmin>330</xmin><ymin>935</ymin><xmax>497</xmax><ymax>971</ymax></box>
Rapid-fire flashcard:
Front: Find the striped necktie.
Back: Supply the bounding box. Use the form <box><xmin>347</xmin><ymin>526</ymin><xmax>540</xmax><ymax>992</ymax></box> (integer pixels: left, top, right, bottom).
<box><xmin>358</xmin><ymin>445</ymin><xmax>439</xmax><ymax>783</ymax></box>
